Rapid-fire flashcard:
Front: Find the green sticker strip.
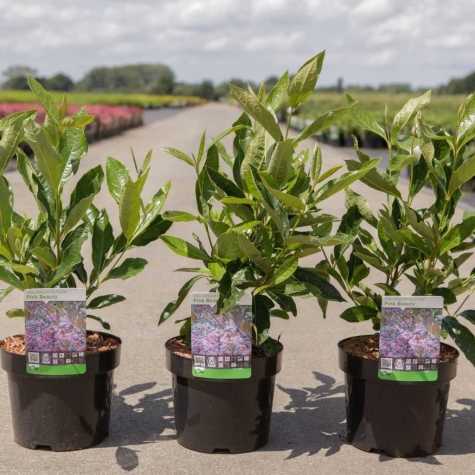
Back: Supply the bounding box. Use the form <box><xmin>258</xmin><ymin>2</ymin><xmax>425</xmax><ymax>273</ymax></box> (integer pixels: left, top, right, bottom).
<box><xmin>27</xmin><ymin>364</ymin><xmax>87</xmax><ymax>376</ymax></box>
<box><xmin>378</xmin><ymin>370</ymin><xmax>438</xmax><ymax>382</ymax></box>
<box><xmin>192</xmin><ymin>367</ymin><xmax>252</xmax><ymax>379</ymax></box>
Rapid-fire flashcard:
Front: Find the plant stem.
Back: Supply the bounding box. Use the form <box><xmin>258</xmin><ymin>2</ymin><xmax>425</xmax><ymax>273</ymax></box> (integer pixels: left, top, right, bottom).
<box><xmin>285</xmin><ymin>107</ymin><xmax>293</xmax><ymax>139</ymax></box>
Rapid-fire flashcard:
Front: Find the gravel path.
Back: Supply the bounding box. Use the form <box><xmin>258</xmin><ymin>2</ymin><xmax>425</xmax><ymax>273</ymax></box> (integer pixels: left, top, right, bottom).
<box><xmin>0</xmin><ymin>103</ymin><xmax>473</xmax><ymax>474</ymax></box>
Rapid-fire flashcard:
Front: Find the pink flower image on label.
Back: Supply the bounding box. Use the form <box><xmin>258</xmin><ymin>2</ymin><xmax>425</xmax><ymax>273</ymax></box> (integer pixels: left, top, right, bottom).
<box><xmin>25</xmin><ymin>301</ymin><xmax>86</xmax><ymax>353</ymax></box>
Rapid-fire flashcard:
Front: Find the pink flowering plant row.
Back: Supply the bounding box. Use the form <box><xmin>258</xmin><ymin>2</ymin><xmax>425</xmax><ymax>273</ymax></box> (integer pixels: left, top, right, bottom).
<box><xmin>0</xmin><ymin>78</ymin><xmax>173</xmax><ymax>328</ymax></box>
<box><xmin>0</xmin><ymin>102</ymin><xmax>143</xmax><ymax>140</ymax></box>
<box><xmin>326</xmin><ymin>91</ymin><xmax>475</xmax><ymax>365</ymax></box>
<box><xmin>158</xmin><ymin>52</ymin><xmax>378</xmax><ymax>348</ymax></box>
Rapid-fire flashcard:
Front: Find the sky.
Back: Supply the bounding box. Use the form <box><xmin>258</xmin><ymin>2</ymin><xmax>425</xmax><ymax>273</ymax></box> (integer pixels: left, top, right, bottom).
<box><xmin>0</xmin><ymin>0</ymin><xmax>474</xmax><ymax>88</ymax></box>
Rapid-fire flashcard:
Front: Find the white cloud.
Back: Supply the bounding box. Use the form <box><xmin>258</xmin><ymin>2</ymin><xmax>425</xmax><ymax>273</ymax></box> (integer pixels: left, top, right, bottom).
<box><xmin>0</xmin><ymin>0</ymin><xmax>473</xmax><ymax>87</ymax></box>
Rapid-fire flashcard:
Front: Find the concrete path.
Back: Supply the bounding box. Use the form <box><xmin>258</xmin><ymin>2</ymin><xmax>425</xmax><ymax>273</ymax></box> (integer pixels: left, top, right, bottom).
<box><xmin>0</xmin><ymin>104</ymin><xmax>473</xmax><ymax>474</ymax></box>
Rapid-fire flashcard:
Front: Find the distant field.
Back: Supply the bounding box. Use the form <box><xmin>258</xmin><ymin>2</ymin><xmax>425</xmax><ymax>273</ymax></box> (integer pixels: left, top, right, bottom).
<box><xmin>0</xmin><ymin>90</ymin><xmax>206</xmax><ymax>108</ymax></box>
<box><xmin>296</xmin><ymin>91</ymin><xmax>466</xmax><ymax>147</ymax></box>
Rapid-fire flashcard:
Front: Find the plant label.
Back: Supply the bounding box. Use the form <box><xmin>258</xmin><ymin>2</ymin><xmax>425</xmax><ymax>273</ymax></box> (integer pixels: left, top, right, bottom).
<box><xmin>191</xmin><ymin>292</ymin><xmax>252</xmax><ymax>379</ymax></box>
<box><xmin>25</xmin><ymin>288</ymin><xmax>87</xmax><ymax>376</ymax></box>
<box><xmin>379</xmin><ymin>296</ymin><xmax>443</xmax><ymax>382</ymax></box>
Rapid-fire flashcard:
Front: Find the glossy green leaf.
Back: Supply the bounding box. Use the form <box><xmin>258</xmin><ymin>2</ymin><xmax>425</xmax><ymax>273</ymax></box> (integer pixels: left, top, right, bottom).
<box><xmin>295</xmin><ymin>267</ymin><xmax>344</xmax><ymax>301</ymax></box>
<box><xmin>88</xmin><ymin>294</ymin><xmax>126</xmax><ymax>309</ymax></box>
<box><xmin>273</xmin><ymin>257</ymin><xmax>298</xmax><ymax>285</ymax></box>
<box><xmin>267</xmin><ymin>139</ymin><xmax>294</xmax><ymax>183</ymax></box>
<box><xmin>288</xmin><ymin>51</ymin><xmax>325</xmax><ymax>107</ymax></box>
<box><xmin>230</xmin><ymin>85</ymin><xmax>283</xmax><ymax>141</ymax></box>
<box><xmin>162</xmin><ymin>235</ymin><xmax>209</xmax><ymax>261</ymax></box>
<box><xmin>164</xmin><ymin>147</ymin><xmax>194</xmax><ymax>167</ymax></box>
<box><xmin>442</xmin><ymin>316</ymin><xmax>475</xmax><ymax>365</ymax></box>
<box><xmin>106</xmin><ymin>257</ymin><xmax>148</xmax><ymax>280</ymax></box>
<box><xmin>440</xmin><ymin>216</ymin><xmax>475</xmax><ymax>254</ymax></box>
<box><xmin>106</xmin><ymin>157</ymin><xmax>130</xmax><ymax>204</ymax></box>
<box><xmin>159</xmin><ymin>275</ymin><xmax>204</xmax><ymax>324</ymax></box>
<box><xmin>340</xmin><ymin>305</ymin><xmax>376</xmax><ymax>322</ymax></box>
<box><xmin>69</xmin><ymin>165</ymin><xmax>104</xmax><ymax>209</ymax></box>
<box><xmin>266</xmin><ymin>71</ymin><xmax>289</xmax><ymax>111</ymax></box>
<box><xmin>448</xmin><ymin>154</ymin><xmax>475</xmax><ymax>197</ymax></box>
<box><xmin>391</xmin><ymin>90</ymin><xmax>431</xmax><ymax>139</ymax></box>
<box><xmin>92</xmin><ymin>209</ymin><xmax>114</xmax><ymax>271</ymax></box>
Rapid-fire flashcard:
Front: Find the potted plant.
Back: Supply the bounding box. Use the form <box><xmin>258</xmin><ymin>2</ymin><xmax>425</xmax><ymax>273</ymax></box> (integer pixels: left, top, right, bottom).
<box><xmin>327</xmin><ymin>91</ymin><xmax>475</xmax><ymax>457</ymax></box>
<box><xmin>0</xmin><ymin>78</ymin><xmax>172</xmax><ymax>451</ymax></box>
<box><xmin>158</xmin><ymin>52</ymin><xmax>378</xmax><ymax>453</ymax></box>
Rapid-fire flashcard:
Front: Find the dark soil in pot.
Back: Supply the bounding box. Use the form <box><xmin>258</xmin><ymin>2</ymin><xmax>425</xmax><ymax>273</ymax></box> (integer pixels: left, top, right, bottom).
<box><xmin>338</xmin><ymin>334</ymin><xmax>459</xmax><ymax>458</ymax></box>
<box><xmin>0</xmin><ymin>331</ymin><xmax>121</xmax><ymax>451</ymax></box>
<box><xmin>165</xmin><ymin>337</ymin><xmax>283</xmax><ymax>453</ymax></box>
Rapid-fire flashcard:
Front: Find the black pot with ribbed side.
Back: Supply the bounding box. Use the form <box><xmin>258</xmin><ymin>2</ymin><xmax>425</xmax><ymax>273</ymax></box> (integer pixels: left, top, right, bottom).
<box><xmin>165</xmin><ymin>337</ymin><xmax>283</xmax><ymax>453</ymax></box>
<box><xmin>1</xmin><ymin>331</ymin><xmax>121</xmax><ymax>451</ymax></box>
<box><xmin>338</xmin><ymin>334</ymin><xmax>459</xmax><ymax>458</ymax></box>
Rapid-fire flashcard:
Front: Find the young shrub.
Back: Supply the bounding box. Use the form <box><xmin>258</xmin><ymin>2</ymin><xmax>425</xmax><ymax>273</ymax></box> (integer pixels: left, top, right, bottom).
<box><xmin>159</xmin><ymin>52</ymin><xmax>378</xmax><ymax>348</ymax></box>
<box><xmin>328</xmin><ymin>91</ymin><xmax>475</xmax><ymax>365</ymax></box>
<box><xmin>0</xmin><ymin>78</ymin><xmax>172</xmax><ymax>329</ymax></box>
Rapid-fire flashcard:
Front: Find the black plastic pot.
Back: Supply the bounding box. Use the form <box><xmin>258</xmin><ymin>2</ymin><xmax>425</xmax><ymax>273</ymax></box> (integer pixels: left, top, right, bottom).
<box><xmin>1</xmin><ymin>331</ymin><xmax>121</xmax><ymax>451</ymax></box>
<box><xmin>165</xmin><ymin>338</ymin><xmax>283</xmax><ymax>453</ymax></box>
<box><xmin>338</xmin><ymin>334</ymin><xmax>458</xmax><ymax>458</ymax></box>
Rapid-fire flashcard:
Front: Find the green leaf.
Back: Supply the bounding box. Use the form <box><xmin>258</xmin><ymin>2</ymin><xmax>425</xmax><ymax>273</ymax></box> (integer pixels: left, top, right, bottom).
<box><xmin>317</xmin><ymin>159</ymin><xmax>379</xmax><ymax>202</ymax></box>
<box><xmin>92</xmin><ymin>209</ymin><xmax>114</xmax><ymax>272</ymax></box>
<box><xmin>164</xmin><ymin>147</ymin><xmax>194</xmax><ymax>167</ymax></box>
<box><xmin>27</xmin><ymin>76</ymin><xmax>60</xmax><ymax>124</ymax></box>
<box><xmin>267</xmin><ymin>139</ymin><xmax>294</xmax><ymax>183</ymax></box>
<box><xmin>230</xmin><ymin>85</ymin><xmax>283</xmax><ymax>141</ymax></box>
<box><xmin>24</xmin><ymin>122</ymin><xmax>63</xmax><ymax>193</ymax></box>
<box><xmin>440</xmin><ymin>216</ymin><xmax>475</xmax><ymax>254</ymax></box>
<box><xmin>0</xmin><ymin>177</ymin><xmax>13</xmax><ymax>235</ymax></box>
<box><xmin>460</xmin><ymin>310</ymin><xmax>475</xmax><ymax>325</ymax></box>
<box><xmin>207</xmin><ymin>167</ymin><xmax>245</xmax><ymax>198</ymax></box>
<box><xmin>288</xmin><ymin>233</ymin><xmax>355</xmax><ymax>248</ymax></box>
<box><xmin>456</xmin><ymin>93</ymin><xmax>475</xmax><ymax>149</ymax></box>
<box><xmin>63</xmin><ymin>195</ymin><xmax>95</xmax><ymax>237</ymax></box>
<box><xmin>159</xmin><ymin>275</ymin><xmax>203</xmax><ymax>324</ymax></box>
<box><xmin>48</xmin><ymin>225</ymin><xmax>88</xmax><ymax>286</ymax></box>
<box><xmin>266</xmin><ymin>71</ymin><xmax>289</xmax><ymax>111</ymax></box>
<box><xmin>69</xmin><ymin>165</ymin><xmax>104</xmax><ymax>209</ymax></box>
<box><xmin>32</xmin><ymin>246</ymin><xmax>56</xmax><ymax>268</ymax></box>
<box><xmin>215</xmin><ymin>230</ymin><xmax>243</xmax><ymax>260</ymax></box>
<box><xmin>221</xmin><ymin>197</ymin><xmax>256</xmax><ymax>206</ymax></box>
<box><xmin>7</xmin><ymin>308</ymin><xmax>25</xmax><ymax>318</ymax></box>
<box><xmin>288</xmin><ymin>51</ymin><xmax>325</xmax><ymax>107</ymax></box>
<box><xmin>106</xmin><ymin>157</ymin><xmax>130</xmax><ymax>205</ymax></box>
<box><xmin>442</xmin><ymin>316</ymin><xmax>475</xmax><ymax>366</ymax></box>
<box><xmin>295</xmin><ymin>103</ymin><xmax>355</xmax><ymax>142</ymax></box>
<box><xmin>272</xmin><ymin>257</ymin><xmax>298</xmax><ymax>286</ymax></box>
<box><xmin>60</xmin><ymin>128</ymin><xmax>88</xmax><ymax>181</ymax></box>
<box><xmin>162</xmin><ymin>235</ymin><xmax>209</xmax><ymax>261</ymax></box>
<box><xmin>236</xmin><ymin>233</ymin><xmax>271</xmax><ymax>273</ymax></box>
<box><xmin>432</xmin><ymin>288</ymin><xmax>457</xmax><ymax>305</ymax></box>
<box><xmin>448</xmin><ymin>154</ymin><xmax>475</xmax><ymax>197</ymax></box>
<box><xmin>346</xmin><ymin>157</ymin><xmax>401</xmax><ymax>198</ymax></box>
<box><xmin>0</xmin><ymin>267</ymin><xmax>25</xmax><ymax>290</ymax></box>
<box><xmin>340</xmin><ymin>305</ymin><xmax>376</xmax><ymax>322</ymax></box>
<box><xmin>106</xmin><ymin>257</ymin><xmax>148</xmax><ymax>280</ymax></box>
<box><xmin>391</xmin><ymin>90</ymin><xmax>431</xmax><ymax>139</ymax></box>
<box><xmin>163</xmin><ymin>211</ymin><xmax>197</xmax><ymax>222</ymax></box>
<box><xmin>88</xmin><ymin>294</ymin><xmax>126</xmax><ymax>309</ymax></box>
<box><xmin>0</xmin><ymin>117</ymin><xmax>25</xmax><ymax>175</ymax></box>
<box><xmin>260</xmin><ymin>173</ymin><xmax>305</xmax><ymax>211</ymax></box>
<box><xmin>120</xmin><ymin>178</ymin><xmax>142</xmax><ymax>241</ymax></box>
<box><xmin>351</xmin><ymin>108</ymin><xmax>387</xmax><ymax>142</ymax></box>
<box><xmin>133</xmin><ymin>216</ymin><xmax>171</xmax><ymax>247</ymax></box>
<box><xmin>294</xmin><ymin>267</ymin><xmax>344</xmax><ymax>301</ymax></box>
<box><xmin>271</xmin><ymin>309</ymin><xmax>289</xmax><ymax>319</ymax></box>
<box><xmin>87</xmin><ymin>314</ymin><xmax>111</xmax><ymax>330</ymax></box>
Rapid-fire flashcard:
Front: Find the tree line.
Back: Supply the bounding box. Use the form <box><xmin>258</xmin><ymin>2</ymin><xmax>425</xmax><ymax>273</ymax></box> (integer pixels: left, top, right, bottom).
<box><xmin>2</xmin><ymin>63</ymin><xmax>474</xmax><ymax>99</ymax></box>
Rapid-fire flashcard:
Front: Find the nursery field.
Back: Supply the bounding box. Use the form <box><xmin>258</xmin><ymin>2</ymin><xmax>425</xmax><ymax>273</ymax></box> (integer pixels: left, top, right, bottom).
<box><xmin>0</xmin><ymin>103</ymin><xmax>473</xmax><ymax>475</ymax></box>
<box><xmin>0</xmin><ymin>90</ymin><xmax>205</xmax><ymax>108</ymax></box>
<box><xmin>296</xmin><ymin>91</ymin><xmax>466</xmax><ymax>147</ymax></box>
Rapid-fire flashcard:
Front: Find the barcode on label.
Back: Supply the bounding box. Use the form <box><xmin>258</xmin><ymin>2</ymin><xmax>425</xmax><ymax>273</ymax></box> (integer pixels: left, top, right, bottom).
<box><xmin>28</xmin><ymin>352</ymin><xmax>40</xmax><ymax>364</ymax></box>
<box><xmin>194</xmin><ymin>355</ymin><xmax>206</xmax><ymax>367</ymax></box>
<box><xmin>380</xmin><ymin>357</ymin><xmax>393</xmax><ymax>370</ymax></box>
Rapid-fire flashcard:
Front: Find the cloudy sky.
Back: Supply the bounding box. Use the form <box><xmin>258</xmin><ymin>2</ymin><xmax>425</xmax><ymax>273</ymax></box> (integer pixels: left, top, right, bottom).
<box><xmin>0</xmin><ymin>0</ymin><xmax>473</xmax><ymax>87</ymax></box>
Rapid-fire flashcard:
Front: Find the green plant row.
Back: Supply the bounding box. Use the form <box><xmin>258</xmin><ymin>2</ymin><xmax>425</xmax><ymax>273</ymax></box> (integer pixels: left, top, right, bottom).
<box><xmin>294</xmin><ymin>92</ymin><xmax>467</xmax><ymax>148</ymax></box>
<box><xmin>0</xmin><ymin>90</ymin><xmax>205</xmax><ymax>109</ymax></box>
